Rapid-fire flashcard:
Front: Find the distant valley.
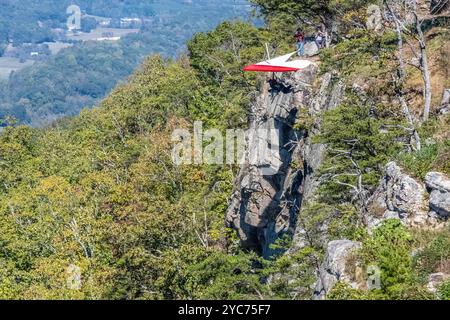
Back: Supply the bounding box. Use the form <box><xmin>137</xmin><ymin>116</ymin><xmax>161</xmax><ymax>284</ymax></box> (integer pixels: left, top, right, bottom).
<box><xmin>0</xmin><ymin>0</ymin><xmax>251</xmax><ymax>126</ymax></box>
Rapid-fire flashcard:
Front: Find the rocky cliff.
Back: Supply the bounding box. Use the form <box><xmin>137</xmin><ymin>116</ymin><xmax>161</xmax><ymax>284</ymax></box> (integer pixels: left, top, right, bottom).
<box><xmin>225</xmin><ymin>67</ymin><xmax>345</xmax><ymax>258</ymax></box>
<box><xmin>225</xmin><ymin>63</ymin><xmax>450</xmax><ymax>298</ymax></box>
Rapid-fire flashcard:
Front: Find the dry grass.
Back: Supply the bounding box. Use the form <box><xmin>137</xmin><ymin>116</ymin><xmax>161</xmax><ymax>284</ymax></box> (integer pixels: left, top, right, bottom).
<box><xmin>404</xmin><ymin>27</ymin><xmax>450</xmax><ymax>117</ymax></box>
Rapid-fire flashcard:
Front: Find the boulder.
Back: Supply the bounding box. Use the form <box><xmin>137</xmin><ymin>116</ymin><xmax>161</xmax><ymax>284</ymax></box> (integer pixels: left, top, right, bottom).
<box><xmin>314</xmin><ymin>240</ymin><xmax>361</xmax><ymax>300</ymax></box>
<box><xmin>429</xmin><ymin>192</ymin><xmax>450</xmax><ymax>218</ymax></box>
<box><xmin>304</xmin><ymin>41</ymin><xmax>319</xmax><ymax>57</ymax></box>
<box><xmin>425</xmin><ymin>172</ymin><xmax>450</xmax><ymax>219</ymax></box>
<box><xmin>425</xmin><ymin>172</ymin><xmax>450</xmax><ymax>192</ymax></box>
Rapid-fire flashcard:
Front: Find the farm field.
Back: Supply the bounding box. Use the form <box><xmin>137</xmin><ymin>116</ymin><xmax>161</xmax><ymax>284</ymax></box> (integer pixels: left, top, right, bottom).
<box><xmin>66</xmin><ymin>28</ymin><xmax>140</xmax><ymax>42</ymax></box>
<box><xmin>0</xmin><ymin>57</ymin><xmax>34</xmax><ymax>80</ymax></box>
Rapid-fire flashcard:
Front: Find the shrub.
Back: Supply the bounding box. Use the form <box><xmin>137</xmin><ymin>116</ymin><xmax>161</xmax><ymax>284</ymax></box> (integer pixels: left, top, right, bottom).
<box><xmin>439</xmin><ymin>280</ymin><xmax>450</xmax><ymax>300</ymax></box>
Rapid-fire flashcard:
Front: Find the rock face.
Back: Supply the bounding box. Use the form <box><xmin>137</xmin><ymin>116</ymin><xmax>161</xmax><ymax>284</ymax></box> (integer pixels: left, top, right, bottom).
<box><xmin>225</xmin><ymin>67</ymin><xmax>317</xmax><ymax>257</ymax></box>
<box><xmin>314</xmin><ymin>240</ymin><xmax>361</xmax><ymax>300</ymax></box>
<box><xmin>290</xmin><ymin>73</ymin><xmax>345</xmax><ymax>252</ymax></box>
<box><xmin>225</xmin><ymin>67</ymin><xmax>345</xmax><ymax>258</ymax></box>
<box><xmin>366</xmin><ymin>163</ymin><xmax>450</xmax><ymax>229</ymax></box>
<box><xmin>367</xmin><ymin>162</ymin><xmax>429</xmax><ymax>228</ymax></box>
<box><xmin>425</xmin><ymin>172</ymin><xmax>450</xmax><ymax>219</ymax></box>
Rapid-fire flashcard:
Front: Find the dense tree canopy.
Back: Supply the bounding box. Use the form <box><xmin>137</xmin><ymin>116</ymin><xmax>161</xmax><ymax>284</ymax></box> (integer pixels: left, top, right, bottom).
<box><xmin>250</xmin><ymin>0</ymin><xmax>379</xmax><ymax>39</ymax></box>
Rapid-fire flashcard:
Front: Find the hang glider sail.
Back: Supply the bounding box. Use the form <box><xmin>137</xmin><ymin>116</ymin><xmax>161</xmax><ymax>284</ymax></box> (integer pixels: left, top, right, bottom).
<box><xmin>243</xmin><ymin>52</ymin><xmax>314</xmax><ymax>72</ymax></box>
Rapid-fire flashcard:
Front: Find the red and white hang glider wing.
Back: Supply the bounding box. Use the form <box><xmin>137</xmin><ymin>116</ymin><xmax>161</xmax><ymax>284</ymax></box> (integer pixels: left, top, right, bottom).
<box><xmin>243</xmin><ymin>52</ymin><xmax>314</xmax><ymax>72</ymax></box>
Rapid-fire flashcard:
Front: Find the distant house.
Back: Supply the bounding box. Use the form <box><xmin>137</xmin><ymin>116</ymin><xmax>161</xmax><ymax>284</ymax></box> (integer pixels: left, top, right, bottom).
<box><xmin>99</xmin><ymin>20</ymin><xmax>111</xmax><ymax>27</ymax></box>
<box><xmin>96</xmin><ymin>37</ymin><xmax>121</xmax><ymax>42</ymax></box>
<box><xmin>120</xmin><ymin>18</ymin><xmax>142</xmax><ymax>28</ymax></box>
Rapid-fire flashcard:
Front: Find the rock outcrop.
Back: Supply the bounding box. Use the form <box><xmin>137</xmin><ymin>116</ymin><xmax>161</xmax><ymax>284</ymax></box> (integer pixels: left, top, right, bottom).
<box><xmin>367</xmin><ymin>162</ymin><xmax>449</xmax><ymax>229</ymax></box>
<box><xmin>312</xmin><ymin>165</ymin><xmax>450</xmax><ymax>296</ymax></box>
<box><xmin>314</xmin><ymin>240</ymin><xmax>361</xmax><ymax>300</ymax></box>
<box><xmin>367</xmin><ymin>162</ymin><xmax>429</xmax><ymax>228</ymax></box>
<box><xmin>225</xmin><ymin>67</ymin><xmax>317</xmax><ymax>257</ymax></box>
<box><xmin>225</xmin><ymin>66</ymin><xmax>345</xmax><ymax>258</ymax></box>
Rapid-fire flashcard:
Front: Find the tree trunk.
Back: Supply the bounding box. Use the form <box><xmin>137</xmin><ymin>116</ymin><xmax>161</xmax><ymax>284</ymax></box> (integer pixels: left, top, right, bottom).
<box><xmin>420</xmin><ymin>43</ymin><xmax>432</xmax><ymax>121</ymax></box>
<box><xmin>386</xmin><ymin>0</ymin><xmax>422</xmax><ymax>151</ymax></box>
<box><xmin>412</xmin><ymin>5</ymin><xmax>432</xmax><ymax>121</ymax></box>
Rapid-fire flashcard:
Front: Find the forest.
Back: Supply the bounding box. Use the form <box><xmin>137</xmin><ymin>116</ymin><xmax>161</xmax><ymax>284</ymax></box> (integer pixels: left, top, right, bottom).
<box><xmin>0</xmin><ymin>0</ymin><xmax>251</xmax><ymax>126</ymax></box>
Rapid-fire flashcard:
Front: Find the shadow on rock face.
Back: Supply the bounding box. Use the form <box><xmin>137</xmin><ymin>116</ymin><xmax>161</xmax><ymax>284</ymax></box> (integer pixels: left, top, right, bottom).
<box><xmin>226</xmin><ymin>65</ymin><xmax>344</xmax><ymax>258</ymax></box>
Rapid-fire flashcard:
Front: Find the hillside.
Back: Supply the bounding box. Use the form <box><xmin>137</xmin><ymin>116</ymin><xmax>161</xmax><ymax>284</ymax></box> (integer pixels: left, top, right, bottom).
<box><xmin>0</xmin><ymin>0</ymin><xmax>450</xmax><ymax>300</ymax></box>
<box><xmin>0</xmin><ymin>0</ymin><xmax>157</xmax><ymax>48</ymax></box>
<box><xmin>0</xmin><ymin>0</ymin><xmax>251</xmax><ymax>126</ymax></box>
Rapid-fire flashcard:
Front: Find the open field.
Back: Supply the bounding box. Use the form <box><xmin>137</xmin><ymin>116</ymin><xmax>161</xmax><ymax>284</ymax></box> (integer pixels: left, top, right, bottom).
<box><xmin>43</xmin><ymin>42</ymin><xmax>73</xmax><ymax>55</ymax></box>
<box><xmin>0</xmin><ymin>57</ymin><xmax>34</xmax><ymax>80</ymax></box>
<box><xmin>66</xmin><ymin>28</ymin><xmax>140</xmax><ymax>42</ymax></box>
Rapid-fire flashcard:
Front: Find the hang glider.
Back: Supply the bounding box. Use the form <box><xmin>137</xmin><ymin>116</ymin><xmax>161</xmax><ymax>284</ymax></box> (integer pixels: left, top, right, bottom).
<box><xmin>243</xmin><ymin>52</ymin><xmax>314</xmax><ymax>73</ymax></box>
